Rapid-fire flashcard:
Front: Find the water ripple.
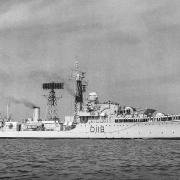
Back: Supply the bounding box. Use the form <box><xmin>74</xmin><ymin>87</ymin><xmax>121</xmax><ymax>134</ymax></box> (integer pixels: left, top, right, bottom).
<box><xmin>0</xmin><ymin>139</ymin><xmax>180</xmax><ymax>179</ymax></box>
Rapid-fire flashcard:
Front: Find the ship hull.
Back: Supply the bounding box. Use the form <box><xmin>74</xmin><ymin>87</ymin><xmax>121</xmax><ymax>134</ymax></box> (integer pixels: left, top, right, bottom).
<box><xmin>0</xmin><ymin>121</ymin><xmax>180</xmax><ymax>139</ymax></box>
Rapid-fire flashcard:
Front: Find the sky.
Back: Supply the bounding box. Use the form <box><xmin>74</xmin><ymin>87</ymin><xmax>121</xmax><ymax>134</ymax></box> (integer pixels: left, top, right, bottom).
<box><xmin>0</xmin><ymin>0</ymin><xmax>180</xmax><ymax>120</ymax></box>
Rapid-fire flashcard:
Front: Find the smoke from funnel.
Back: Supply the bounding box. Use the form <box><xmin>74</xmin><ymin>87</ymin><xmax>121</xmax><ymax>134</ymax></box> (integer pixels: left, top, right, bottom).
<box><xmin>8</xmin><ymin>96</ymin><xmax>37</xmax><ymax>109</ymax></box>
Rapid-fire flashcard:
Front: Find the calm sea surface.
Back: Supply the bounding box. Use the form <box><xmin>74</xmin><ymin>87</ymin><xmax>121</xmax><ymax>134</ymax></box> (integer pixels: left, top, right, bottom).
<box><xmin>0</xmin><ymin>139</ymin><xmax>179</xmax><ymax>180</ymax></box>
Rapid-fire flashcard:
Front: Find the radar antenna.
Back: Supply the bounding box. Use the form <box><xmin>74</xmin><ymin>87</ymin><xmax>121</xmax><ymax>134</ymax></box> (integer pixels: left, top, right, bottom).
<box><xmin>71</xmin><ymin>61</ymin><xmax>88</xmax><ymax>123</ymax></box>
<box><xmin>42</xmin><ymin>82</ymin><xmax>64</xmax><ymax>121</ymax></box>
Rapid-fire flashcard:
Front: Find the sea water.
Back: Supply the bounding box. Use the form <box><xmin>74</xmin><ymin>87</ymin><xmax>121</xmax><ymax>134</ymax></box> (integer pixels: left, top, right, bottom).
<box><xmin>0</xmin><ymin>139</ymin><xmax>179</xmax><ymax>179</ymax></box>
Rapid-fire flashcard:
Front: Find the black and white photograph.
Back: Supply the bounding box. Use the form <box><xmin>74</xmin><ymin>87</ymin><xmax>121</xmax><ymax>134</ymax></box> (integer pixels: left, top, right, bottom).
<box><xmin>0</xmin><ymin>0</ymin><xmax>180</xmax><ymax>179</ymax></box>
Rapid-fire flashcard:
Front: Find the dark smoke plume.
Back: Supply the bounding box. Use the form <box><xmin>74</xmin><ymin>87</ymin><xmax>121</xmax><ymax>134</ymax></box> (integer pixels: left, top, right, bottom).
<box><xmin>8</xmin><ymin>96</ymin><xmax>37</xmax><ymax>109</ymax></box>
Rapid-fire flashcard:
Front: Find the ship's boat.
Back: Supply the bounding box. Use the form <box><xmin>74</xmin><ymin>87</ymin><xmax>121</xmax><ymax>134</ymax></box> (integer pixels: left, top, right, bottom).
<box><xmin>1</xmin><ymin>63</ymin><xmax>180</xmax><ymax>139</ymax></box>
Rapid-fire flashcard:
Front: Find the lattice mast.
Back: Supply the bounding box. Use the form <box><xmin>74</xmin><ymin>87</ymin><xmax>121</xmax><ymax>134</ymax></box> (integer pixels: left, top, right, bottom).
<box><xmin>42</xmin><ymin>82</ymin><xmax>64</xmax><ymax>121</ymax></box>
<box><xmin>71</xmin><ymin>62</ymin><xmax>87</xmax><ymax>123</ymax></box>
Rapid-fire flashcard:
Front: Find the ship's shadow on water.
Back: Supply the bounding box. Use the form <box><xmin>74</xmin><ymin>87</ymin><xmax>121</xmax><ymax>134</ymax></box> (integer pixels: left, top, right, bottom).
<box><xmin>0</xmin><ymin>139</ymin><xmax>179</xmax><ymax>180</ymax></box>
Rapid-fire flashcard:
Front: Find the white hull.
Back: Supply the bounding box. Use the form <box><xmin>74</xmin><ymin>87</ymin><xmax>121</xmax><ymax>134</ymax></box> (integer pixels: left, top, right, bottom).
<box><xmin>1</xmin><ymin>121</ymin><xmax>180</xmax><ymax>139</ymax></box>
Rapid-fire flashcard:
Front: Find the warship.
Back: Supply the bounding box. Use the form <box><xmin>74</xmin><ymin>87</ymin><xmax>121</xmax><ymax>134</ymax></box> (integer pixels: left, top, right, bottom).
<box><xmin>0</xmin><ymin>63</ymin><xmax>180</xmax><ymax>139</ymax></box>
